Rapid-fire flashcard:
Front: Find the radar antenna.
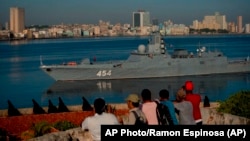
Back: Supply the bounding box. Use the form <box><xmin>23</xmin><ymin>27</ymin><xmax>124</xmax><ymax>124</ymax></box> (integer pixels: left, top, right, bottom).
<box><xmin>40</xmin><ymin>55</ymin><xmax>43</xmax><ymax>66</ymax></box>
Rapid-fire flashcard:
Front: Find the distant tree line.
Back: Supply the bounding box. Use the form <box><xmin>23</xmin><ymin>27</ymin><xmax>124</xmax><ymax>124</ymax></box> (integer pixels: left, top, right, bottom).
<box><xmin>26</xmin><ymin>25</ymin><xmax>50</xmax><ymax>29</ymax></box>
<box><xmin>190</xmin><ymin>28</ymin><xmax>229</xmax><ymax>34</ymax></box>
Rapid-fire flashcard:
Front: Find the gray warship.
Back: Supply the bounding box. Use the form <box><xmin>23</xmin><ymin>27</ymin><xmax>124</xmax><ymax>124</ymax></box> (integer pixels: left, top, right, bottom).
<box><xmin>40</xmin><ymin>33</ymin><xmax>250</xmax><ymax>81</ymax></box>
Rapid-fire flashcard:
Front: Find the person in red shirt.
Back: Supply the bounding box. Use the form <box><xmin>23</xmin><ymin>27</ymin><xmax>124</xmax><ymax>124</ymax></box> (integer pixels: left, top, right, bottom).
<box><xmin>184</xmin><ymin>80</ymin><xmax>203</xmax><ymax>125</ymax></box>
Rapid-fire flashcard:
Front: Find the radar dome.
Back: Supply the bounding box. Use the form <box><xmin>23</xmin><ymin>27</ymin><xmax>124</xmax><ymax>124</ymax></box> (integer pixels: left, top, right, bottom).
<box><xmin>138</xmin><ymin>44</ymin><xmax>146</xmax><ymax>53</ymax></box>
<box><xmin>201</xmin><ymin>46</ymin><xmax>206</xmax><ymax>52</ymax></box>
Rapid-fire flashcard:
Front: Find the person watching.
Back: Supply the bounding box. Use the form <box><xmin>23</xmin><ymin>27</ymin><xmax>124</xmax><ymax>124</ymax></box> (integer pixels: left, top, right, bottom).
<box><xmin>120</xmin><ymin>94</ymin><xmax>147</xmax><ymax>125</ymax></box>
<box><xmin>81</xmin><ymin>98</ymin><xmax>120</xmax><ymax>141</ymax></box>
<box><xmin>184</xmin><ymin>80</ymin><xmax>203</xmax><ymax>125</ymax></box>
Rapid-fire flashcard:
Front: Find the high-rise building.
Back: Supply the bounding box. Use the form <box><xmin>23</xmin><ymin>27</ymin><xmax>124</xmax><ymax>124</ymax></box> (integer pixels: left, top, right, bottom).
<box><xmin>245</xmin><ymin>24</ymin><xmax>250</xmax><ymax>33</ymax></box>
<box><xmin>132</xmin><ymin>10</ymin><xmax>150</xmax><ymax>27</ymax></box>
<box><xmin>192</xmin><ymin>20</ymin><xmax>199</xmax><ymax>29</ymax></box>
<box><xmin>237</xmin><ymin>16</ymin><xmax>243</xmax><ymax>33</ymax></box>
<box><xmin>152</xmin><ymin>19</ymin><xmax>159</xmax><ymax>26</ymax></box>
<box><xmin>227</xmin><ymin>22</ymin><xmax>236</xmax><ymax>33</ymax></box>
<box><xmin>5</xmin><ymin>22</ymin><xmax>9</xmax><ymax>30</ymax></box>
<box><xmin>10</xmin><ymin>7</ymin><xmax>25</xmax><ymax>34</ymax></box>
<box><xmin>215</xmin><ymin>12</ymin><xmax>227</xmax><ymax>30</ymax></box>
<box><xmin>193</xmin><ymin>12</ymin><xmax>227</xmax><ymax>30</ymax></box>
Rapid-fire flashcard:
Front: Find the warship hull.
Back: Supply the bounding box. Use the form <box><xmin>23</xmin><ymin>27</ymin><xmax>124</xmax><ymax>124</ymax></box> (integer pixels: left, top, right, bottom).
<box><xmin>40</xmin><ymin>56</ymin><xmax>250</xmax><ymax>81</ymax></box>
<box><xmin>40</xmin><ymin>33</ymin><xmax>250</xmax><ymax>81</ymax></box>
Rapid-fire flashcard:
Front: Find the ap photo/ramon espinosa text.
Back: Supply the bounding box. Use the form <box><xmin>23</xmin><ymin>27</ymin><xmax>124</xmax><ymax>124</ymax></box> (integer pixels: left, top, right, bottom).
<box><xmin>101</xmin><ymin>125</ymin><xmax>249</xmax><ymax>140</ymax></box>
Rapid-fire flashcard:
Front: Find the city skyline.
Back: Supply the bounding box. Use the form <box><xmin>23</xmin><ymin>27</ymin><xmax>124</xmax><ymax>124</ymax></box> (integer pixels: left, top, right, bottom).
<box><xmin>0</xmin><ymin>0</ymin><xmax>250</xmax><ymax>26</ymax></box>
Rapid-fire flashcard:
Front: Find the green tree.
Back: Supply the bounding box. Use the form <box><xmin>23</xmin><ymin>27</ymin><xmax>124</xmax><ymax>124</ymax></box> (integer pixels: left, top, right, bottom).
<box><xmin>217</xmin><ymin>90</ymin><xmax>250</xmax><ymax>119</ymax></box>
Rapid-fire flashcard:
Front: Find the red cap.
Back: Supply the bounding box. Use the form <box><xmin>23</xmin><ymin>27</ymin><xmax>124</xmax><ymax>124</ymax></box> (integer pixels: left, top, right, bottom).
<box><xmin>185</xmin><ymin>81</ymin><xmax>193</xmax><ymax>91</ymax></box>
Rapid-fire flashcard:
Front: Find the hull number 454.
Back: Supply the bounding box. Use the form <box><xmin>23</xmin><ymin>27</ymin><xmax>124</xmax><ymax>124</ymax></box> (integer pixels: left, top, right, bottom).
<box><xmin>96</xmin><ymin>70</ymin><xmax>112</xmax><ymax>77</ymax></box>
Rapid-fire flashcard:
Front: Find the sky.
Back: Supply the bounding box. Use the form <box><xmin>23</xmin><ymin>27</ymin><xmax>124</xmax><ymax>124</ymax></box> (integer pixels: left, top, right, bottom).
<box><xmin>0</xmin><ymin>0</ymin><xmax>250</xmax><ymax>26</ymax></box>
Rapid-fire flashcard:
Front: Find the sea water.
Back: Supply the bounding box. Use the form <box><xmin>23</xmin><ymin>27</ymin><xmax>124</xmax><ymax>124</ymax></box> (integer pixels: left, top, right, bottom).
<box><xmin>0</xmin><ymin>34</ymin><xmax>250</xmax><ymax>110</ymax></box>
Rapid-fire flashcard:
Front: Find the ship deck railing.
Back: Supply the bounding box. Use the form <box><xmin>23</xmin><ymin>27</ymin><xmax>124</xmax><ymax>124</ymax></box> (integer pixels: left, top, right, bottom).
<box><xmin>228</xmin><ymin>57</ymin><xmax>249</xmax><ymax>64</ymax></box>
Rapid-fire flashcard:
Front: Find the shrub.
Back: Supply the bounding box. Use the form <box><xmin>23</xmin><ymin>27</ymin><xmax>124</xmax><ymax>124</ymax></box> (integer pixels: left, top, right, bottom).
<box><xmin>20</xmin><ymin>129</ymin><xmax>35</xmax><ymax>141</ymax></box>
<box><xmin>21</xmin><ymin>120</ymin><xmax>78</xmax><ymax>140</ymax></box>
<box><xmin>31</xmin><ymin>121</ymin><xmax>52</xmax><ymax>137</ymax></box>
<box><xmin>53</xmin><ymin>120</ymin><xmax>78</xmax><ymax>131</ymax></box>
<box><xmin>217</xmin><ymin>90</ymin><xmax>250</xmax><ymax>119</ymax></box>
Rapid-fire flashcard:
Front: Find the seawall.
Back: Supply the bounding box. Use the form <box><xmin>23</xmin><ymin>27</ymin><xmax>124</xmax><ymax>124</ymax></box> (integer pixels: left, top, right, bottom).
<box><xmin>0</xmin><ymin>102</ymin><xmax>218</xmax><ymax>117</ymax></box>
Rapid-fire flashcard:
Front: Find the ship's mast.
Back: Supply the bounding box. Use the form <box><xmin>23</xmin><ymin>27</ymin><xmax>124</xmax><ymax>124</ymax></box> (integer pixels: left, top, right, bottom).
<box><xmin>40</xmin><ymin>55</ymin><xmax>43</xmax><ymax>66</ymax></box>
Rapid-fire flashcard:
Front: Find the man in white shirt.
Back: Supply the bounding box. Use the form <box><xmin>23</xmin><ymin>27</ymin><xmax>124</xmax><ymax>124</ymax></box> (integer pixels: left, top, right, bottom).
<box><xmin>82</xmin><ymin>98</ymin><xmax>120</xmax><ymax>141</ymax></box>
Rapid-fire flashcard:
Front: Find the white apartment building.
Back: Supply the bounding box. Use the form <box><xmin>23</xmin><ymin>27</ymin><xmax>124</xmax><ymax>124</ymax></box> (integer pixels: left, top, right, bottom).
<box><xmin>192</xmin><ymin>12</ymin><xmax>227</xmax><ymax>30</ymax></box>
<box><xmin>245</xmin><ymin>24</ymin><xmax>250</xmax><ymax>33</ymax></box>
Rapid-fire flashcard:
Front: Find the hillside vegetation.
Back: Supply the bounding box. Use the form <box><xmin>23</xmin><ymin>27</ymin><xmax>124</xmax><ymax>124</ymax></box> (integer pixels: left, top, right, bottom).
<box><xmin>217</xmin><ymin>90</ymin><xmax>250</xmax><ymax>119</ymax></box>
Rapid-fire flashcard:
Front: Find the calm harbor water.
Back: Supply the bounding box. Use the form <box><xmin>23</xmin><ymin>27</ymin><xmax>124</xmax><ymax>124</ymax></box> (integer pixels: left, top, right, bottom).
<box><xmin>0</xmin><ymin>34</ymin><xmax>250</xmax><ymax>110</ymax></box>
